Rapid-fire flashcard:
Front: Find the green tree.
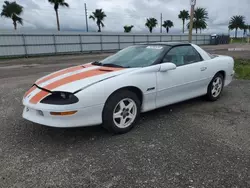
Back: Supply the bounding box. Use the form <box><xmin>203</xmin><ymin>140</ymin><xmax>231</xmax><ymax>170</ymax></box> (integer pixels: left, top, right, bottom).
<box><xmin>124</xmin><ymin>25</ymin><xmax>134</xmax><ymax>33</ymax></box>
<box><xmin>198</xmin><ymin>21</ymin><xmax>207</xmax><ymax>34</ymax></box>
<box><xmin>145</xmin><ymin>18</ymin><xmax>158</xmax><ymax>33</ymax></box>
<box><xmin>89</xmin><ymin>9</ymin><xmax>107</xmax><ymax>32</ymax></box>
<box><xmin>162</xmin><ymin>20</ymin><xmax>174</xmax><ymax>33</ymax></box>
<box><xmin>48</xmin><ymin>0</ymin><xmax>69</xmax><ymax>31</ymax></box>
<box><xmin>229</xmin><ymin>15</ymin><xmax>246</xmax><ymax>38</ymax></box>
<box><xmin>178</xmin><ymin>10</ymin><xmax>189</xmax><ymax>33</ymax></box>
<box><xmin>243</xmin><ymin>24</ymin><xmax>248</xmax><ymax>36</ymax></box>
<box><xmin>187</xmin><ymin>7</ymin><xmax>208</xmax><ymax>34</ymax></box>
<box><xmin>1</xmin><ymin>1</ymin><xmax>23</xmax><ymax>30</ymax></box>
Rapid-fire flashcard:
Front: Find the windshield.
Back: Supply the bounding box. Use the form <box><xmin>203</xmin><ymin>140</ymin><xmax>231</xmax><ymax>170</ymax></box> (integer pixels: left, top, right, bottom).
<box><xmin>99</xmin><ymin>45</ymin><xmax>167</xmax><ymax>68</ymax></box>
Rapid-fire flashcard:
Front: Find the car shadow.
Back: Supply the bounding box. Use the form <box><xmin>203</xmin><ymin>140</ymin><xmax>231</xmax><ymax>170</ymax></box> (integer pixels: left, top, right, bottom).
<box><xmin>34</xmin><ymin>96</ymin><xmax>207</xmax><ymax>141</ymax></box>
<box><xmin>141</xmin><ymin>96</ymin><xmax>206</xmax><ymax>119</ymax></box>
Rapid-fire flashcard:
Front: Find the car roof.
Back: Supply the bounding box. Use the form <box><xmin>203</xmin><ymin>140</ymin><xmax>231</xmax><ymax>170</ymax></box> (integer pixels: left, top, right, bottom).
<box><xmin>153</xmin><ymin>42</ymin><xmax>190</xmax><ymax>46</ymax></box>
<box><xmin>135</xmin><ymin>42</ymin><xmax>191</xmax><ymax>47</ymax></box>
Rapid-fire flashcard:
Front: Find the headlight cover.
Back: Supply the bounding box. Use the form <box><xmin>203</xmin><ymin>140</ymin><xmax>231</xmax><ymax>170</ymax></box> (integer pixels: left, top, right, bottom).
<box><xmin>40</xmin><ymin>92</ymin><xmax>79</xmax><ymax>105</ymax></box>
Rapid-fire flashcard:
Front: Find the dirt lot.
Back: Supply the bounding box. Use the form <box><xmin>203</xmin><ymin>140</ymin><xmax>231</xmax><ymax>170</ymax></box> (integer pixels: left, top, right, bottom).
<box><xmin>0</xmin><ymin>45</ymin><xmax>250</xmax><ymax>188</ymax></box>
<box><xmin>203</xmin><ymin>44</ymin><xmax>250</xmax><ymax>59</ymax></box>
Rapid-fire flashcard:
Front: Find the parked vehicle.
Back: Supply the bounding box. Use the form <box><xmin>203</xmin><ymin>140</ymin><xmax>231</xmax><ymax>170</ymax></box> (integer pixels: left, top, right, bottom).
<box><xmin>22</xmin><ymin>42</ymin><xmax>235</xmax><ymax>134</ymax></box>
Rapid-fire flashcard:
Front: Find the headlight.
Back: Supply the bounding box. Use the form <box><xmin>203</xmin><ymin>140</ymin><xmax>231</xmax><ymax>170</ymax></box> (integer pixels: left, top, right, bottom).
<box><xmin>40</xmin><ymin>92</ymin><xmax>79</xmax><ymax>105</ymax></box>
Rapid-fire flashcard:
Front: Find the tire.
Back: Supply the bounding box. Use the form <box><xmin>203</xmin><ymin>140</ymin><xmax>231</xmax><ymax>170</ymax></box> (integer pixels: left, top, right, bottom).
<box><xmin>102</xmin><ymin>90</ymin><xmax>141</xmax><ymax>134</ymax></box>
<box><xmin>206</xmin><ymin>73</ymin><xmax>224</xmax><ymax>101</ymax></box>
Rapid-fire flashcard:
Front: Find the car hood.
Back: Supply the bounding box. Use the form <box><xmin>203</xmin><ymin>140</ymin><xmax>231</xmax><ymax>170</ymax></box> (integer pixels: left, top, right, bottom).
<box><xmin>35</xmin><ymin>63</ymin><xmax>136</xmax><ymax>93</ymax></box>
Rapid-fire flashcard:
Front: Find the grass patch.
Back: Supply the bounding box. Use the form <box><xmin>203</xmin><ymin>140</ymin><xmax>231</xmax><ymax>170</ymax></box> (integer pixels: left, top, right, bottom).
<box><xmin>230</xmin><ymin>37</ymin><xmax>248</xmax><ymax>44</ymax></box>
<box><xmin>234</xmin><ymin>59</ymin><xmax>250</xmax><ymax>79</ymax></box>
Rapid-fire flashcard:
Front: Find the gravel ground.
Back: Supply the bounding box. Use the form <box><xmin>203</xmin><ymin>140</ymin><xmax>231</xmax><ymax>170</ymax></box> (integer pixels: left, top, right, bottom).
<box><xmin>0</xmin><ymin>49</ymin><xmax>250</xmax><ymax>188</ymax></box>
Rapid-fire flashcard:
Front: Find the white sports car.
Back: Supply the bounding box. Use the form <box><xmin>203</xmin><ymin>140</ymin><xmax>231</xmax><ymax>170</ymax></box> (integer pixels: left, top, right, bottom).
<box><xmin>22</xmin><ymin>42</ymin><xmax>235</xmax><ymax>134</ymax></box>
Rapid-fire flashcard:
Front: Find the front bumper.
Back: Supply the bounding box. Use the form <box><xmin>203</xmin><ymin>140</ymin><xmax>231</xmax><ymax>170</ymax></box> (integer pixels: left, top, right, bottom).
<box><xmin>22</xmin><ymin>104</ymin><xmax>104</xmax><ymax>128</ymax></box>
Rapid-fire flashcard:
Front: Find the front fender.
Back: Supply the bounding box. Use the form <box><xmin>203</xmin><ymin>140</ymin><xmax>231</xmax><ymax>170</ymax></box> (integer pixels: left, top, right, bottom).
<box><xmin>75</xmin><ymin>65</ymin><xmax>160</xmax><ymax>112</ymax></box>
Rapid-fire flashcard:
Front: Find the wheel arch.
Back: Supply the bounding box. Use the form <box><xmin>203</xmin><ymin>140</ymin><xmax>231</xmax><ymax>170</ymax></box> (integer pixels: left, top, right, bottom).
<box><xmin>215</xmin><ymin>70</ymin><xmax>226</xmax><ymax>82</ymax></box>
<box><xmin>208</xmin><ymin>70</ymin><xmax>226</xmax><ymax>91</ymax></box>
<box><xmin>217</xmin><ymin>70</ymin><xmax>226</xmax><ymax>78</ymax></box>
<box><xmin>206</xmin><ymin>70</ymin><xmax>225</xmax><ymax>101</ymax></box>
<box><xmin>207</xmin><ymin>70</ymin><xmax>226</xmax><ymax>88</ymax></box>
<box><xmin>105</xmin><ymin>86</ymin><xmax>143</xmax><ymax>106</ymax></box>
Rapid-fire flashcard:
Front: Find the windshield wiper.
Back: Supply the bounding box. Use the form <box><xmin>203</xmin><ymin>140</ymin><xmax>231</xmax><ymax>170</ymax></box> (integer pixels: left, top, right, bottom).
<box><xmin>91</xmin><ymin>61</ymin><xmax>103</xmax><ymax>66</ymax></box>
<box><xmin>102</xmin><ymin>63</ymin><xmax>131</xmax><ymax>68</ymax></box>
<box><xmin>92</xmin><ymin>61</ymin><xmax>130</xmax><ymax>68</ymax></box>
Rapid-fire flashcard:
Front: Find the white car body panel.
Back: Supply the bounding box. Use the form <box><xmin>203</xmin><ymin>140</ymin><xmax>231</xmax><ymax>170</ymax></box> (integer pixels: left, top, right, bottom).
<box><xmin>156</xmin><ymin>60</ymin><xmax>208</xmax><ymax>108</ymax></box>
<box><xmin>22</xmin><ymin>43</ymin><xmax>235</xmax><ymax>128</ymax></box>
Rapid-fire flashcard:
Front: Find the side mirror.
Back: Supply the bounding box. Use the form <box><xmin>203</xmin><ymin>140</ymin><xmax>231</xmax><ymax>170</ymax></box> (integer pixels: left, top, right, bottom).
<box><xmin>159</xmin><ymin>62</ymin><xmax>177</xmax><ymax>72</ymax></box>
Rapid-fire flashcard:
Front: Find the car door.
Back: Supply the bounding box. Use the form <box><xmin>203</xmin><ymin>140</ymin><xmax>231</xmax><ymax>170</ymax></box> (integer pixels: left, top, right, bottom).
<box><xmin>156</xmin><ymin>45</ymin><xmax>208</xmax><ymax>108</ymax></box>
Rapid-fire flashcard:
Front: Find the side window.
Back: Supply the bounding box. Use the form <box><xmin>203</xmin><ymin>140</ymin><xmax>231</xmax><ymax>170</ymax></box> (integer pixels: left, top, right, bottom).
<box><xmin>163</xmin><ymin>45</ymin><xmax>202</xmax><ymax>66</ymax></box>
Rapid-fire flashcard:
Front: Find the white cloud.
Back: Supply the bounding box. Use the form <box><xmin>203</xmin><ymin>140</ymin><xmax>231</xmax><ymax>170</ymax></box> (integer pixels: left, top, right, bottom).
<box><xmin>0</xmin><ymin>0</ymin><xmax>249</xmax><ymax>34</ymax></box>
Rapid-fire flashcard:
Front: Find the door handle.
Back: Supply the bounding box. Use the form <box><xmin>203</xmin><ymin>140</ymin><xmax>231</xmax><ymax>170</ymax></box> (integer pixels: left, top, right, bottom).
<box><xmin>200</xmin><ymin>67</ymin><xmax>207</xmax><ymax>71</ymax></box>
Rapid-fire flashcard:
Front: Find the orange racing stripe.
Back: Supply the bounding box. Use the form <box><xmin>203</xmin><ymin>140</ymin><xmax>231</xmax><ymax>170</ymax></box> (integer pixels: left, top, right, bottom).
<box><xmin>30</xmin><ymin>90</ymin><xmax>50</xmax><ymax>104</ymax></box>
<box><xmin>29</xmin><ymin>67</ymin><xmax>124</xmax><ymax>104</ymax></box>
<box><xmin>24</xmin><ymin>85</ymin><xmax>37</xmax><ymax>98</ymax></box>
<box><xmin>36</xmin><ymin>63</ymin><xmax>93</xmax><ymax>85</ymax></box>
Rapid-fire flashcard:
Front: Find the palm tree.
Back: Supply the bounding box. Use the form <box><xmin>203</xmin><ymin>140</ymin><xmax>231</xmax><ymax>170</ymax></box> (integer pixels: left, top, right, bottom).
<box><xmin>89</xmin><ymin>9</ymin><xmax>107</xmax><ymax>32</ymax></box>
<box><xmin>162</xmin><ymin>20</ymin><xmax>174</xmax><ymax>33</ymax></box>
<box><xmin>243</xmin><ymin>24</ymin><xmax>248</xmax><ymax>37</ymax></box>
<box><xmin>247</xmin><ymin>25</ymin><xmax>250</xmax><ymax>37</ymax></box>
<box><xmin>1</xmin><ymin>1</ymin><xmax>23</xmax><ymax>30</ymax></box>
<box><xmin>48</xmin><ymin>0</ymin><xmax>69</xmax><ymax>31</ymax></box>
<box><xmin>145</xmin><ymin>18</ymin><xmax>158</xmax><ymax>33</ymax></box>
<box><xmin>124</xmin><ymin>25</ymin><xmax>134</xmax><ymax>33</ymax></box>
<box><xmin>187</xmin><ymin>7</ymin><xmax>208</xmax><ymax>34</ymax></box>
<box><xmin>178</xmin><ymin>10</ymin><xmax>189</xmax><ymax>33</ymax></box>
<box><xmin>229</xmin><ymin>15</ymin><xmax>246</xmax><ymax>38</ymax></box>
<box><xmin>199</xmin><ymin>21</ymin><xmax>207</xmax><ymax>34</ymax></box>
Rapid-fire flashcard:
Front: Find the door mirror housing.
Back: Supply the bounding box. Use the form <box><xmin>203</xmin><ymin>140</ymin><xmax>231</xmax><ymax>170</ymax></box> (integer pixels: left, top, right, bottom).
<box><xmin>159</xmin><ymin>62</ymin><xmax>177</xmax><ymax>72</ymax></box>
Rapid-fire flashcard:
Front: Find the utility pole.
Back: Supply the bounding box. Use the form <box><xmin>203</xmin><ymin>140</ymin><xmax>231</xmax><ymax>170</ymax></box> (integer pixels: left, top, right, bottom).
<box><xmin>160</xmin><ymin>13</ymin><xmax>163</xmax><ymax>33</ymax></box>
<box><xmin>189</xmin><ymin>0</ymin><xmax>196</xmax><ymax>43</ymax></box>
<box><xmin>84</xmin><ymin>3</ymin><xmax>89</xmax><ymax>32</ymax></box>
